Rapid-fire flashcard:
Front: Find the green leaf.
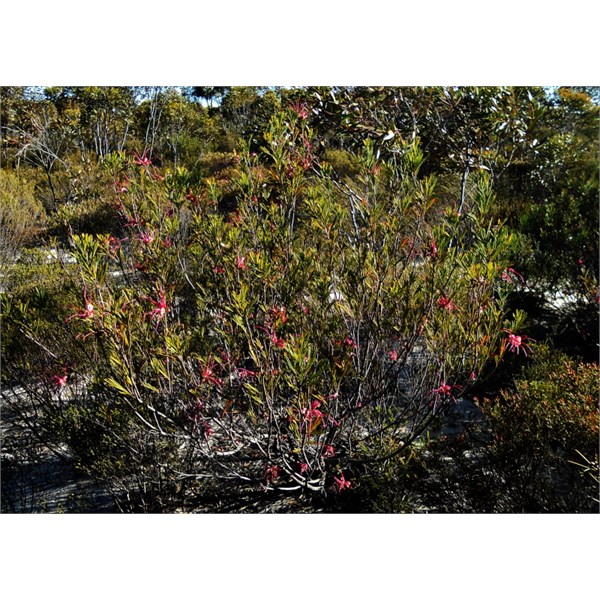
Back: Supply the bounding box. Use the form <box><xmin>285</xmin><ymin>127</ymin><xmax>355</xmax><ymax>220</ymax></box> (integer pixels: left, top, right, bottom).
<box><xmin>105</xmin><ymin>377</ymin><xmax>133</xmax><ymax>398</ymax></box>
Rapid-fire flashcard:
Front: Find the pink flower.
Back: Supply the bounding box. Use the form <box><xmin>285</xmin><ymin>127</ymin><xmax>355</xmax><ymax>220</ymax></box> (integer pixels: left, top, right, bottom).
<box><xmin>291</xmin><ymin>101</ymin><xmax>309</xmax><ymax>119</ymax></box>
<box><xmin>297</xmin><ymin>462</ymin><xmax>309</xmax><ymax>475</ymax></box>
<box><xmin>256</xmin><ymin>324</ymin><xmax>286</xmax><ymax>349</ymax></box>
<box><xmin>108</xmin><ymin>236</ymin><xmax>124</xmax><ymax>254</ymax></box>
<box><xmin>150</xmin><ymin>168</ymin><xmax>165</xmax><ymax>181</ymax></box>
<box><xmin>428</xmin><ymin>239</ymin><xmax>438</xmax><ymax>259</ymax></box>
<box><xmin>237</xmin><ymin>367</ymin><xmax>256</xmax><ymax>379</ymax></box>
<box><xmin>139</xmin><ymin>231</ymin><xmax>155</xmax><ymax>245</ymax></box>
<box><xmin>437</xmin><ymin>296</ymin><xmax>457</xmax><ymax>312</ymax></box>
<box><xmin>213</xmin><ymin>265</ymin><xmax>225</xmax><ymax>274</ymax></box>
<box><xmin>66</xmin><ymin>287</ymin><xmax>95</xmax><ymax>322</ymax></box>
<box><xmin>432</xmin><ymin>381</ymin><xmax>453</xmax><ymax>396</ymax></box>
<box><xmin>114</xmin><ymin>180</ymin><xmax>128</xmax><ymax>193</ymax></box>
<box><xmin>270</xmin><ymin>333</ymin><xmax>286</xmax><ymax>349</ymax></box>
<box><xmin>387</xmin><ymin>349</ymin><xmax>398</xmax><ymax>361</ymax></box>
<box><xmin>504</xmin><ymin>330</ymin><xmax>535</xmax><ymax>357</ymax></box>
<box><xmin>300</xmin><ymin>400</ymin><xmax>325</xmax><ymax>427</ymax></box>
<box><xmin>264</xmin><ymin>464</ymin><xmax>281</xmax><ymax>484</ymax></box>
<box><xmin>344</xmin><ymin>337</ymin><xmax>357</xmax><ymax>349</ymax></box>
<box><xmin>200</xmin><ymin>357</ymin><xmax>223</xmax><ymax>388</ymax></box>
<box><xmin>501</xmin><ymin>267</ymin><xmax>525</xmax><ymax>285</ymax></box>
<box><xmin>327</xmin><ymin>414</ymin><xmax>341</xmax><ymax>427</ymax></box>
<box><xmin>51</xmin><ymin>368</ymin><xmax>67</xmax><ymax>387</ymax></box>
<box><xmin>236</xmin><ymin>256</ymin><xmax>247</xmax><ymax>270</ymax></box>
<box><xmin>145</xmin><ymin>289</ymin><xmax>168</xmax><ymax>324</ymax></box>
<box><xmin>323</xmin><ymin>445</ymin><xmax>336</xmax><ymax>458</ymax></box>
<box><xmin>124</xmin><ymin>216</ymin><xmax>142</xmax><ymax>228</ymax></box>
<box><xmin>431</xmin><ymin>380</ymin><xmax>461</xmax><ymax>412</ymax></box>
<box><xmin>134</xmin><ymin>151</ymin><xmax>152</xmax><ymax>166</ymax></box>
<box><xmin>333</xmin><ymin>472</ymin><xmax>352</xmax><ymax>492</ymax></box>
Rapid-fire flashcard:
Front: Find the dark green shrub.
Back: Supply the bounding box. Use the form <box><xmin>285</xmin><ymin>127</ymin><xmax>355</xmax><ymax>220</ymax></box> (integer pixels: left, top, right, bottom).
<box><xmin>486</xmin><ymin>344</ymin><xmax>599</xmax><ymax>511</ymax></box>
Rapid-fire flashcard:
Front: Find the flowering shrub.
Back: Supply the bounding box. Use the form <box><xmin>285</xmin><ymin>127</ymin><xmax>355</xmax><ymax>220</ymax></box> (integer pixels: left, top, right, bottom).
<box><xmin>2</xmin><ymin>107</ymin><xmax>524</xmax><ymax>510</ymax></box>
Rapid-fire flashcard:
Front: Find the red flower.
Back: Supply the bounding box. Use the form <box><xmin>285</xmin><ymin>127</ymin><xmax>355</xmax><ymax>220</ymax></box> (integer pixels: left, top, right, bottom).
<box><xmin>145</xmin><ymin>289</ymin><xmax>168</xmax><ymax>325</ymax></box>
<box><xmin>114</xmin><ymin>181</ymin><xmax>128</xmax><ymax>194</ymax></box>
<box><xmin>51</xmin><ymin>368</ymin><xmax>68</xmax><ymax>387</ymax></box>
<box><xmin>150</xmin><ymin>168</ymin><xmax>165</xmax><ymax>181</ymax></box>
<box><xmin>271</xmin><ymin>332</ymin><xmax>286</xmax><ymax>348</ymax></box>
<box><xmin>333</xmin><ymin>472</ymin><xmax>352</xmax><ymax>492</ymax></box>
<box><xmin>108</xmin><ymin>236</ymin><xmax>124</xmax><ymax>254</ymax></box>
<box><xmin>264</xmin><ymin>464</ymin><xmax>281</xmax><ymax>484</ymax></box>
<box><xmin>200</xmin><ymin>359</ymin><xmax>223</xmax><ymax>388</ymax></box>
<box><xmin>124</xmin><ymin>216</ymin><xmax>142</xmax><ymax>228</ymax></box>
<box><xmin>322</xmin><ymin>445</ymin><xmax>336</xmax><ymax>458</ymax></box>
<box><xmin>432</xmin><ymin>381</ymin><xmax>453</xmax><ymax>397</ymax></box>
<box><xmin>300</xmin><ymin>400</ymin><xmax>325</xmax><ymax>427</ymax></box>
<box><xmin>297</xmin><ymin>462</ymin><xmax>309</xmax><ymax>475</ymax></box>
<box><xmin>437</xmin><ymin>296</ymin><xmax>457</xmax><ymax>312</ymax></box>
<box><xmin>387</xmin><ymin>349</ymin><xmax>399</xmax><ymax>361</ymax></box>
<box><xmin>66</xmin><ymin>287</ymin><xmax>95</xmax><ymax>322</ymax></box>
<box><xmin>134</xmin><ymin>151</ymin><xmax>152</xmax><ymax>166</ymax></box>
<box><xmin>428</xmin><ymin>239</ymin><xmax>438</xmax><ymax>259</ymax></box>
<box><xmin>431</xmin><ymin>380</ymin><xmax>462</xmax><ymax>412</ymax></box>
<box><xmin>256</xmin><ymin>324</ymin><xmax>286</xmax><ymax>349</ymax></box>
<box><xmin>236</xmin><ymin>256</ymin><xmax>247</xmax><ymax>270</ymax></box>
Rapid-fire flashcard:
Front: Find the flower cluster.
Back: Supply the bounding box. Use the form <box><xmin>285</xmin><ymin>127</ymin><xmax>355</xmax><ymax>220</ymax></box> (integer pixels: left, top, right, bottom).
<box><xmin>291</xmin><ymin>101</ymin><xmax>309</xmax><ymax>120</ymax></box>
<box><xmin>300</xmin><ymin>400</ymin><xmax>325</xmax><ymax>429</ymax></box>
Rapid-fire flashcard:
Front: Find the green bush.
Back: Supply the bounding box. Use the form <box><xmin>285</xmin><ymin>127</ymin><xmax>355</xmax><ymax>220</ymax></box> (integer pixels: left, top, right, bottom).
<box><xmin>486</xmin><ymin>344</ymin><xmax>599</xmax><ymax>511</ymax></box>
<box><xmin>0</xmin><ymin>169</ymin><xmax>46</xmax><ymax>275</ymax></box>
